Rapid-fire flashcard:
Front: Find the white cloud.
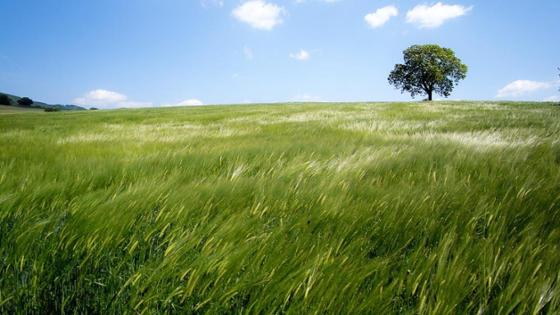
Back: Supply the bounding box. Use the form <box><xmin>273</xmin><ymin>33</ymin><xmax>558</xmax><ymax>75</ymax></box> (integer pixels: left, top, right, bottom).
<box><xmin>178</xmin><ymin>99</ymin><xmax>204</xmax><ymax>106</ymax></box>
<box><xmin>74</xmin><ymin>89</ymin><xmax>153</xmax><ymax>109</ymax></box>
<box><xmin>365</xmin><ymin>6</ymin><xmax>398</xmax><ymax>28</ymax></box>
<box><xmin>289</xmin><ymin>49</ymin><xmax>310</xmax><ymax>61</ymax></box>
<box><xmin>161</xmin><ymin>99</ymin><xmax>205</xmax><ymax>107</ymax></box>
<box><xmin>406</xmin><ymin>2</ymin><xmax>472</xmax><ymax>28</ymax></box>
<box><xmin>74</xmin><ymin>90</ymin><xmax>207</xmax><ymax>109</ymax></box>
<box><xmin>497</xmin><ymin>80</ymin><xmax>553</xmax><ymax>98</ymax></box>
<box><xmin>243</xmin><ymin>46</ymin><xmax>254</xmax><ymax>60</ymax></box>
<box><xmin>232</xmin><ymin>0</ymin><xmax>284</xmax><ymax>30</ymax></box>
<box><xmin>74</xmin><ymin>89</ymin><xmax>126</xmax><ymax>105</ymax></box>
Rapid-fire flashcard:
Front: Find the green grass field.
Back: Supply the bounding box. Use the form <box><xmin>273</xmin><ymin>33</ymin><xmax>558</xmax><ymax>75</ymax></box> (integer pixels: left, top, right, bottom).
<box><xmin>0</xmin><ymin>105</ymin><xmax>42</xmax><ymax>114</ymax></box>
<box><xmin>1</xmin><ymin>101</ymin><xmax>559</xmax><ymax>314</ymax></box>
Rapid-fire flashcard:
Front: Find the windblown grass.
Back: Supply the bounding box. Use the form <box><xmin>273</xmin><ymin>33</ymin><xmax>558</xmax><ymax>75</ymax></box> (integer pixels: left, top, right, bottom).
<box><xmin>1</xmin><ymin>101</ymin><xmax>559</xmax><ymax>314</ymax></box>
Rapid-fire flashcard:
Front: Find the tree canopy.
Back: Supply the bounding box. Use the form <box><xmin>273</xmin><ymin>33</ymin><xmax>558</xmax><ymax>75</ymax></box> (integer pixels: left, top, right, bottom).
<box><xmin>388</xmin><ymin>44</ymin><xmax>467</xmax><ymax>101</ymax></box>
<box><xmin>0</xmin><ymin>94</ymin><xmax>11</xmax><ymax>106</ymax></box>
<box><xmin>17</xmin><ymin>97</ymin><xmax>33</xmax><ymax>106</ymax></box>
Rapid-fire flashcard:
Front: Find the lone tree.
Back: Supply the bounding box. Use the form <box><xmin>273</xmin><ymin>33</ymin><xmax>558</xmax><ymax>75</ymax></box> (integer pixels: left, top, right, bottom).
<box><xmin>388</xmin><ymin>44</ymin><xmax>467</xmax><ymax>101</ymax></box>
<box><xmin>0</xmin><ymin>94</ymin><xmax>11</xmax><ymax>105</ymax></box>
<box><xmin>17</xmin><ymin>97</ymin><xmax>33</xmax><ymax>106</ymax></box>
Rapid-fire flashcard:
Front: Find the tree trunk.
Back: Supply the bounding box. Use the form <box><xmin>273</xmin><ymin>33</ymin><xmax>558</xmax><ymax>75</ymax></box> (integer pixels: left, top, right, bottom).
<box><xmin>427</xmin><ymin>90</ymin><xmax>433</xmax><ymax>101</ymax></box>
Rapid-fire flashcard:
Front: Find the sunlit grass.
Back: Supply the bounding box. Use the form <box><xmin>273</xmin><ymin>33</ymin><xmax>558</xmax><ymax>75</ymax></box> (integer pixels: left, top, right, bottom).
<box><xmin>1</xmin><ymin>101</ymin><xmax>559</xmax><ymax>314</ymax></box>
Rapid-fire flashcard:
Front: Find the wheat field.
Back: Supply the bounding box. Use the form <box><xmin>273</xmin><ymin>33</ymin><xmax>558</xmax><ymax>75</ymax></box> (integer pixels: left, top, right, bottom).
<box><xmin>1</xmin><ymin>101</ymin><xmax>559</xmax><ymax>314</ymax></box>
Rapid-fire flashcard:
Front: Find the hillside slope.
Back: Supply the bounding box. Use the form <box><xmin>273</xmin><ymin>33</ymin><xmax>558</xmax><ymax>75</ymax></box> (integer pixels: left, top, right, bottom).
<box><xmin>0</xmin><ymin>92</ymin><xmax>85</xmax><ymax>111</ymax></box>
<box><xmin>0</xmin><ymin>101</ymin><xmax>559</xmax><ymax>314</ymax></box>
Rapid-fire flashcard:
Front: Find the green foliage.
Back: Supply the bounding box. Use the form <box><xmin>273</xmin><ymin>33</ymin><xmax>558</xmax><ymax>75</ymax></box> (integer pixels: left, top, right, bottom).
<box><xmin>389</xmin><ymin>44</ymin><xmax>468</xmax><ymax>101</ymax></box>
<box><xmin>17</xmin><ymin>97</ymin><xmax>34</xmax><ymax>106</ymax></box>
<box><xmin>0</xmin><ymin>102</ymin><xmax>559</xmax><ymax>313</ymax></box>
<box><xmin>44</xmin><ymin>107</ymin><xmax>60</xmax><ymax>112</ymax></box>
<box><xmin>0</xmin><ymin>93</ymin><xmax>11</xmax><ymax>105</ymax></box>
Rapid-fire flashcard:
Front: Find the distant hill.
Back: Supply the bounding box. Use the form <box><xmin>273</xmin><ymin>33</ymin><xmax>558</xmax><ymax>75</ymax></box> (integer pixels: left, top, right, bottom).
<box><xmin>0</xmin><ymin>92</ymin><xmax>86</xmax><ymax>111</ymax></box>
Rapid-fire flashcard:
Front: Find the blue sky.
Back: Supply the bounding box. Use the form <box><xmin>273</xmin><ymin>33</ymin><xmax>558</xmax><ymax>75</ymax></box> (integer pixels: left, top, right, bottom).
<box><xmin>0</xmin><ymin>0</ymin><xmax>558</xmax><ymax>108</ymax></box>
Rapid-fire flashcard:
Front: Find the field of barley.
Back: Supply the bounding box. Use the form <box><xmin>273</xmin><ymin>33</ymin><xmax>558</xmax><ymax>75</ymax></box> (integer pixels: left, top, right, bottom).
<box><xmin>1</xmin><ymin>101</ymin><xmax>559</xmax><ymax>314</ymax></box>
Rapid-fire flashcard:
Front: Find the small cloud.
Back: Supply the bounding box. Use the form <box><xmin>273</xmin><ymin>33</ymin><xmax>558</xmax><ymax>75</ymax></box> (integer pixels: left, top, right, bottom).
<box><xmin>179</xmin><ymin>99</ymin><xmax>204</xmax><ymax>106</ymax></box>
<box><xmin>74</xmin><ymin>89</ymin><xmax>153</xmax><ymax>109</ymax></box>
<box><xmin>243</xmin><ymin>46</ymin><xmax>254</xmax><ymax>60</ymax></box>
<box><xmin>74</xmin><ymin>89</ymin><xmax>126</xmax><ymax>104</ymax></box>
<box><xmin>497</xmin><ymin>80</ymin><xmax>553</xmax><ymax>98</ymax></box>
<box><xmin>232</xmin><ymin>0</ymin><xmax>285</xmax><ymax>30</ymax></box>
<box><xmin>406</xmin><ymin>2</ymin><xmax>472</xmax><ymax>28</ymax></box>
<box><xmin>365</xmin><ymin>5</ymin><xmax>398</xmax><ymax>28</ymax></box>
<box><xmin>289</xmin><ymin>49</ymin><xmax>310</xmax><ymax>61</ymax></box>
<box><xmin>161</xmin><ymin>99</ymin><xmax>204</xmax><ymax>107</ymax></box>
